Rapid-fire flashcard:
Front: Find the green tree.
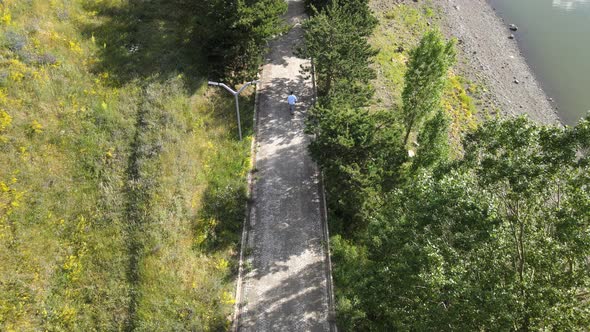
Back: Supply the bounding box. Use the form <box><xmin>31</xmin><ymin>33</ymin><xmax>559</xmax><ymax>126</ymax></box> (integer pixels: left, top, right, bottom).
<box><xmin>308</xmin><ymin>105</ymin><xmax>406</xmax><ymax>233</ymax></box>
<box><xmin>305</xmin><ymin>0</ymin><xmax>376</xmax><ymax>35</ymax></box>
<box><xmin>411</xmin><ymin>109</ymin><xmax>451</xmax><ymax>171</ymax></box>
<box><xmin>401</xmin><ymin>30</ymin><xmax>456</xmax><ymax>145</ymax></box>
<box><xmin>360</xmin><ymin>116</ymin><xmax>590</xmax><ymax>331</ymax></box>
<box><xmin>299</xmin><ymin>0</ymin><xmax>377</xmax><ymax>107</ymax></box>
<box><xmin>203</xmin><ymin>0</ymin><xmax>287</xmax><ymax>83</ymax></box>
<box><xmin>305</xmin><ymin>0</ymin><xmax>331</xmax><ymax>12</ymax></box>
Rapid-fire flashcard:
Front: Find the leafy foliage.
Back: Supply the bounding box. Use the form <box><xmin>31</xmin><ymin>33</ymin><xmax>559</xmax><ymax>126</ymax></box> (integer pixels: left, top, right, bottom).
<box><xmin>308</xmin><ymin>105</ymin><xmax>406</xmax><ymax>233</ymax></box>
<box><xmin>401</xmin><ymin>30</ymin><xmax>456</xmax><ymax>144</ymax></box>
<box><xmin>299</xmin><ymin>0</ymin><xmax>377</xmax><ymax>107</ymax></box>
<box><xmin>358</xmin><ymin>116</ymin><xmax>590</xmax><ymax>330</ymax></box>
<box><xmin>411</xmin><ymin>109</ymin><xmax>451</xmax><ymax>171</ymax></box>
<box><xmin>302</xmin><ymin>3</ymin><xmax>589</xmax><ymax>329</ymax></box>
<box><xmin>305</xmin><ymin>0</ymin><xmax>331</xmax><ymax>12</ymax></box>
<box><xmin>203</xmin><ymin>0</ymin><xmax>287</xmax><ymax>84</ymax></box>
<box><xmin>83</xmin><ymin>0</ymin><xmax>285</xmax><ymax>86</ymax></box>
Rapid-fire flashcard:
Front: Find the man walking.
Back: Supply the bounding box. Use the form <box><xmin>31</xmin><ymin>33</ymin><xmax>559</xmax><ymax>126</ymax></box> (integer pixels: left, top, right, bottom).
<box><xmin>287</xmin><ymin>91</ymin><xmax>297</xmax><ymax>115</ymax></box>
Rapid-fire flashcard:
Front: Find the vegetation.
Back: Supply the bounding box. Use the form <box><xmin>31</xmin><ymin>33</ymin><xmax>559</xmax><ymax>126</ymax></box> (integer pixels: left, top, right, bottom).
<box><xmin>302</xmin><ymin>1</ymin><xmax>590</xmax><ymax>330</ymax></box>
<box><xmin>299</xmin><ymin>0</ymin><xmax>377</xmax><ymax>108</ymax></box>
<box><xmin>2</xmin><ymin>0</ymin><xmax>587</xmax><ymax>330</ymax></box>
<box><xmin>401</xmin><ymin>30</ymin><xmax>455</xmax><ymax>144</ymax></box>
<box><xmin>305</xmin><ymin>0</ymin><xmax>331</xmax><ymax>12</ymax></box>
<box><xmin>351</xmin><ymin>116</ymin><xmax>590</xmax><ymax>330</ymax></box>
<box><xmin>370</xmin><ymin>4</ymin><xmax>477</xmax><ymax>144</ymax></box>
<box><xmin>0</xmin><ymin>0</ymin><xmax>284</xmax><ymax>330</ymax></box>
<box><xmin>202</xmin><ymin>0</ymin><xmax>287</xmax><ymax>83</ymax></box>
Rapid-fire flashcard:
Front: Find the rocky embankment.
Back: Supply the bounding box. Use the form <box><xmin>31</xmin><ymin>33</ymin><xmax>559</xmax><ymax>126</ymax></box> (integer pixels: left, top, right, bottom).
<box><xmin>435</xmin><ymin>0</ymin><xmax>561</xmax><ymax>125</ymax></box>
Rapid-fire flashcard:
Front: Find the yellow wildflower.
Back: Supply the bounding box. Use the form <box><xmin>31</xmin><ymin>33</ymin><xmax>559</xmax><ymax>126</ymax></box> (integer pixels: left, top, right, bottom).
<box><xmin>9</xmin><ymin>70</ymin><xmax>24</xmax><ymax>82</ymax></box>
<box><xmin>8</xmin><ymin>59</ymin><xmax>27</xmax><ymax>82</ymax></box>
<box><xmin>49</xmin><ymin>31</ymin><xmax>61</xmax><ymax>41</ymax></box>
<box><xmin>1</xmin><ymin>9</ymin><xmax>11</xmax><ymax>26</ymax></box>
<box><xmin>68</xmin><ymin>40</ymin><xmax>83</xmax><ymax>54</ymax></box>
<box><xmin>0</xmin><ymin>110</ymin><xmax>11</xmax><ymax>132</ymax></box>
<box><xmin>31</xmin><ymin>37</ymin><xmax>40</xmax><ymax>48</ymax></box>
<box><xmin>0</xmin><ymin>89</ymin><xmax>7</xmax><ymax>104</ymax></box>
<box><xmin>215</xmin><ymin>258</ymin><xmax>229</xmax><ymax>271</ymax></box>
<box><xmin>221</xmin><ymin>291</ymin><xmax>235</xmax><ymax>305</ymax></box>
<box><xmin>30</xmin><ymin>120</ymin><xmax>43</xmax><ymax>133</ymax></box>
<box><xmin>58</xmin><ymin>305</ymin><xmax>76</xmax><ymax>323</ymax></box>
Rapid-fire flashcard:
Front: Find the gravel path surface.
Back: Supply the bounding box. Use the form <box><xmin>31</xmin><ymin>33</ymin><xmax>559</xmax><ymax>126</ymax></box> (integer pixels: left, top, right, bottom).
<box><xmin>236</xmin><ymin>1</ymin><xmax>335</xmax><ymax>331</ymax></box>
<box><xmin>435</xmin><ymin>0</ymin><xmax>561</xmax><ymax>125</ymax></box>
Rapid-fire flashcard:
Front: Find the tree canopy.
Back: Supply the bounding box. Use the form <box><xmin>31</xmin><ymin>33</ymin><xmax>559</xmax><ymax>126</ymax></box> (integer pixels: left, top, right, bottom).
<box><xmin>360</xmin><ymin>116</ymin><xmax>590</xmax><ymax>330</ymax></box>
<box><xmin>203</xmin><ymin>0</ymin><xmax>287</xmax><ymax>83</ymax></box>
<box><xmin>401</xmin><ymin>30</ymin><xmax>456</xmax><ymax>144</ymax></box>
<box><xmin>299</xmin><ymin>0</ymin><xmax>377</xmax><ymax>108</ymax></box>
<box><xmin>301</xmin><ymin>2</ymin><xmax>589</xmax><ymax>329</ymax></box>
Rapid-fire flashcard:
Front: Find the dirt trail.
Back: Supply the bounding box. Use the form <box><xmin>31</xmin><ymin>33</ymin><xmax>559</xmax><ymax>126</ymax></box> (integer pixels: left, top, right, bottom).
<box><xmin>235</xmin><ymin>1</ymin><xmax>335</xmax><ymax>331</ymax></box>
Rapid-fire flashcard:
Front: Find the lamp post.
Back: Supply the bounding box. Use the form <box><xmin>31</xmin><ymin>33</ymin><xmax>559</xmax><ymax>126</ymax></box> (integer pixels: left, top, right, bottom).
<box><xmin>208</xmin><ymin>80</ymin><xmax>259</xmax><ymax>141</ymax></box>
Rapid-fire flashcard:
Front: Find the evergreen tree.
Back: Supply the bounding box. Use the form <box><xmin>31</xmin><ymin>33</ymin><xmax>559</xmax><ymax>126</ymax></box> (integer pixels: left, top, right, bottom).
<box><xmin>308</xmin><ymin>105</ymin><xmax>406</xmax><ymax>233</ymax></box>
<box><xmin>411</xmin><ymin>109</ymin><xmax>451</xmax><ymax>170</ymax></box>
<box><xmin>299</xmin><ymin>0</ymin><xmax>377</xmax><ymax>107</ymax></box>
<box><xmin>203</xmin><ymin>0</ymin><xmax>287</xmax><ymax>83</ymax></box>
<box><xmin>305</xmin><ymin>0</ymin><xmax>331</xmax><ymax>12</ymax></box>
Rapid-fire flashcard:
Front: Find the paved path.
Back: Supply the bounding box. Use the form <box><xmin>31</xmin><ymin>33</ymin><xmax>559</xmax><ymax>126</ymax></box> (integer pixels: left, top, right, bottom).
<box><xmin>236</xmin><ymin>1</ymin><xmax>335</xmax><ymax>331</ymax></box>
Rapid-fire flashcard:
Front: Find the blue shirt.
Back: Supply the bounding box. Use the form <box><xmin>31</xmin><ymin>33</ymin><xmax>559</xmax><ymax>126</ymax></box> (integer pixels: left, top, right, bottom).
<box><xmin>288</xmin><ymin>94</ymin><xmax>297</xmax><ymax>105</ymax></box>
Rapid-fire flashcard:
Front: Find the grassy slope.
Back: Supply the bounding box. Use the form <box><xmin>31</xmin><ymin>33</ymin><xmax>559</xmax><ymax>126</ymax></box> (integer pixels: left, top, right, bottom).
<box><xmin>0</xmin><ymin>0</ymin><xmax>252</xmax><ymax>330</ymax></box>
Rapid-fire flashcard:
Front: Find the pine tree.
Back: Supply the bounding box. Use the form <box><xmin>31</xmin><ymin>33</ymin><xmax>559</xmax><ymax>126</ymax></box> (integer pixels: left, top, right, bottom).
<box><xmin>203</xmin><ymin>0</ymin><xmax>287</xmax><ymax>83</ymax></box>
<box><xmin>299</xmin><ymin>0</ymin><xmax>377</xmax><ymax>107</ymax></box>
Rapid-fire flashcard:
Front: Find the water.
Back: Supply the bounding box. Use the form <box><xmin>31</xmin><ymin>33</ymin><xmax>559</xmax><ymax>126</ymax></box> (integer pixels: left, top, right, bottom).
<box><xmin>488</xmin><ymin>0</ymin><xmax>590</xmax><ymax>125</ymax></box>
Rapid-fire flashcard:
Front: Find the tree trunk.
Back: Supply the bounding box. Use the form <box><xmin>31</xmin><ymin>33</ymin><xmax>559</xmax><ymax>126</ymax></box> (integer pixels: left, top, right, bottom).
<box><xmin>403</xmin><ymin>115</ymin><xmax>415</xmax><ymax>146</ymax></box>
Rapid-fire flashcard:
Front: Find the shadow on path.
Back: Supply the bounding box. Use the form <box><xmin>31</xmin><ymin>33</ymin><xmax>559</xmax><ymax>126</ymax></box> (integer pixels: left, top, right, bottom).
<box><xmin>235</xmin><ymin>1</ymin><xmax>335</xmax><ymax>331</ymax></box>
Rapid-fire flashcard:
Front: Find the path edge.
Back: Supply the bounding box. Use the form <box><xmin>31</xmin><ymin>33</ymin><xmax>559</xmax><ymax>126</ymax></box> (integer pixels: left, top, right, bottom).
<box><xmin>318</xmin><ymin>170</ymin><xmax>338</xmax><ymax>331</ymax></box>
<box><xmin>231</xmin><ymin>77</ymin><xmax>261</xmax><ymax>332</ymax></box>
<box><xmin>311</xmin><ymin>57</ymin><xmax>338</xmax><ymax>332</ymax></box>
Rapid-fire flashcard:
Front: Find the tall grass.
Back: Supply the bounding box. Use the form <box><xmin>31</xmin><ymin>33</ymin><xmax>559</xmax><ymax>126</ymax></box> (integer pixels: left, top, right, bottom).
<box><xmin>0</xmin><ymin>0</ymin><xmax>253</xmax><ymax>330</ymax></box>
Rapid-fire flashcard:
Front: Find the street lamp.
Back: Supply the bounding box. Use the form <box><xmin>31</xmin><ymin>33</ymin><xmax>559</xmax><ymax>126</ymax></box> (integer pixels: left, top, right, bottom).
<box><xmin>208</xmin><ymin>80</ymin><xmax>259</xmax><ymax>141</ymax></box>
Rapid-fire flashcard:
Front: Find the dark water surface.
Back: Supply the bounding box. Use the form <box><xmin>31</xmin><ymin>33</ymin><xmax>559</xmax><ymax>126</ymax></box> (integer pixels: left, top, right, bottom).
<box><xmin>488</xmin><ymin>0</ymin><xmax>590</xmax><ymax>125</ymax></box>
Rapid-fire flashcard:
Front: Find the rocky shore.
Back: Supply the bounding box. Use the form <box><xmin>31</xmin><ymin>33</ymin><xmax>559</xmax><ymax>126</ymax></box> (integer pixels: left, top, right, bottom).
<box><xmin>435</xmin><ymin>0</ymin><xmax>561</xmax><ymax>125</ymax></box>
